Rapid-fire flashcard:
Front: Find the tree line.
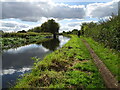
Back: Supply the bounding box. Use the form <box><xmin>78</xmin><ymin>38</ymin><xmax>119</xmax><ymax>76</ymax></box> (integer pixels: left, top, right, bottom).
<box><xmin>28</xmin><ymin>19</ymin><xmax>59</xmax><ymax>38</ymax></box>
<box><xmin>2</xmin><ymin>19</ymin><xmax>59</xmax><ymax>38</ymax></box>
<box><xmin>80</xmin><ymin>15</ymin><xmax>120</xmax><ymax>51</ymax></box>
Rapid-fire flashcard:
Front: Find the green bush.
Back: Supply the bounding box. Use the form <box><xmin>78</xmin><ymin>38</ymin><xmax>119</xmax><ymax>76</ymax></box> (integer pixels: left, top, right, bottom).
<box><xmin>81</xmin><ymin>15</ymin><xmax>120</xmax><ymax>51</ymax></box>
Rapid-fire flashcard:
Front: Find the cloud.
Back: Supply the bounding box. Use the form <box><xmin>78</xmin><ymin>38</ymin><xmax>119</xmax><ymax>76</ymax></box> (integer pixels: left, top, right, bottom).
<box><xmin>1</xmin><ymin>0</ymin><xmax>119</xmax><ymax>32</ymax></box>
<box><xmin>59</xmin><ymin>22</ymin><xmax>80</xmax><ymax>32</ymax></box>
<box><xmin>2</xmin><ymin>2</ymin><xmax>85</xmax><ymax>22</ymax></box>
<box><xmin>0</xmin><ymin>20</ymin><xmax>30</xmax><ymax>32</ymax></box>
<box><xmin>86</xmin><ymin>0</ymin><xmax>118</xmax><ymax>18</ymax></box>
<box><xmin>1</xmin><ymin>0</ymin><xmax>119</xmax><ymax>22</ymax></box>
<box><xmin>59</xmin><ymin>20</ymin><xmax>98</xmax><ymax>32</ymax></box>
<box><xmin>68</xmin><ymin>22</ymin><xmax>81</xmax><ymax>27</ymax></box>
<box><xmin>1</xmin><ymin>0</ymin><xmax>52</xmax><ymax>2</ymax></box>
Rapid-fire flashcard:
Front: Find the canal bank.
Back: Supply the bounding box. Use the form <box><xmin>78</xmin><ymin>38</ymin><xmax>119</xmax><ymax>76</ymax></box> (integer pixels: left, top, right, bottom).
<box><xmin>2</xmin><ymin>36</ymin><xmax>70</xmax><ymax>88</ymax></box>
<box><xmin>13</xmin><ymin>35</ymin><xmax>105</xmax><ymax>89</ymax></box>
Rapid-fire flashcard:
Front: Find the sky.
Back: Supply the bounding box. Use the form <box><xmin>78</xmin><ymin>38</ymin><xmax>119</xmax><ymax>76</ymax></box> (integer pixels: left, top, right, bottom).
<box><xmin>0</xmin><ymin>0</ymin><xmax>119</xmax><ymax>33</ymax></box>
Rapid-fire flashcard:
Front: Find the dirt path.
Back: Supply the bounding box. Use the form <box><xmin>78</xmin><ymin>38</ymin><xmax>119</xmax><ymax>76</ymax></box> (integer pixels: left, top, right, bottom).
<box><xmin>82</xmin><ymin>39</ymin><xmax>118</xmax><ymax>89</ymax></box>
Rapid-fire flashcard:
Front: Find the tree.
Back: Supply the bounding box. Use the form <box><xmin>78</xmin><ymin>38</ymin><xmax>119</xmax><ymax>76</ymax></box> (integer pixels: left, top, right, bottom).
<box><xmin>34</xmin><ymin>27</ymin><xmax>41</xmax><ymax>33</ymax></box>
<box><xmin>17</xmin><ymin>30</ymin><xmax>26</xmax><ymax>33</ymax></box>
<box><xmin>41</xmin><ymin>22</ymin><xmax>49</xmax><ymax>32</ymax></box>
<box><xmin>41</xmin><ymin>19</ymin><xmax>59</xmax><ymax>38</ymax></box>
<box><xmin>62</xmin><ymin>31</ymin><xmax>66</xmax><ymax>33</ymax></box>
<box><xmin>72</xmin><ymin>29</ymin><xmax>78</xmax><ymax>34</ymax></box>
<box><xmin>28</xmin><ymin>26</ymin><xmax>41</xmax><ymax>33</ymax></box>
<box><xmin>78</xmin><ymin>30</ymin><xmax>81</xmax><ymax>37</ymax></box>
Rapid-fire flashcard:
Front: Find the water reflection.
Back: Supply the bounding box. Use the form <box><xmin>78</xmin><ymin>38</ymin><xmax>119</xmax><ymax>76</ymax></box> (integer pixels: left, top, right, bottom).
<box><xmin>42</xmin><ymin>38</ymin><xmax>60</xmax><ymax>51</ymax></box>
<box><xmin>2</xmin><ymin>36</ymin><xmax>70</xmax><ymax>88</ymax></box>
<box><xmin>3</xmin><ymin>44</ymin><xmax>51</xmax><ymax>70</ymax></box>
<box><xmin>2</xmin><ymin>68</ymin><xmax>31</xmax><ymax>75</ymax></box>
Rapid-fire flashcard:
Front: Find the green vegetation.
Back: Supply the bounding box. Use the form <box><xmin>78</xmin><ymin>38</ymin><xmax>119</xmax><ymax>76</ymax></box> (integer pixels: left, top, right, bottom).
<box><xmin>80</xmin><ymin>15</ymin><xmax>120</xmax><ymax>51</ymax></box>
<box><xmin>62</xmin><ymin>29</ymin><xmax>79</xmax><ymax>35</ymax></box>
<box><xmin>84</xmin><ymin>37</ymin><xmax>120</xmax><ymax>81</ymax></box>
<box><xmin>2</xmin><ymin>19</ymin><xmax>60</xmax><ymax>50</ymax></box>
<box><xmin>40</xmin><ymin>19</ymin><xmax>59</xmax><ymax>38</ymax></box>
<box><xmin>13</xmin><ymin>36</ymin><xmax>105</xmax><ymax>89</ymax></box>
<box><xmin>3</xmin><ymin>32</ymin><xmax>52</xmax><ymax>38</ymax></box>
<box><xmin>3</xmin><ymin>15</ymin><xmax>119</xmax><ymax>89</ymax></box>
<box><xmin>28</xmin><ymin>19</ymin><xmax>59</xmax><ymax>38</ymax></box>
<box><xmin>2</xmin><ymin>32</ymin><xmax>52</xmax><ymax>50</ymax></box>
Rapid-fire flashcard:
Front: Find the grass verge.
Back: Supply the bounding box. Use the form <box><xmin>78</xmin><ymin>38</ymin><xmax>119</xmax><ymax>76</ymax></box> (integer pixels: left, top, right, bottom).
<box><xmin>12</xmin><ymin>35</ymin><xmax>105</xmax><ymax>89</ymax></box>
<box><xmin>84</xmin><ymin>37</ymin><xmax>120</xmax><ymax>82</ymax></box>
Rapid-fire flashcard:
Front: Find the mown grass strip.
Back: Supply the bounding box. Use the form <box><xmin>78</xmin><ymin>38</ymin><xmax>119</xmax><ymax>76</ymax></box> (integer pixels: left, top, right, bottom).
<box><xmin>13</xmin><ymin>35</ymin><xmax>105</xmax><ymax>89</ymax></box>
<box><xmin>82</xmin><ymin>39</ymin><xmax>118</xmax><ymax>88</ymax></box>
<box><xmin>84</xmin><ymin>37</ymin><xmax>119</xmax><ymax>82</ymax></box>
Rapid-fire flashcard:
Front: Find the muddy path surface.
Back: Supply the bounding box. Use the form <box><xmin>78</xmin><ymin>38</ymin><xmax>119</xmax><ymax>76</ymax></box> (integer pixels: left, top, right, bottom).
<box><xmin>82</xmin><ymin>39</ymin><xmax>118</xmax><ymax>89</ymax></box>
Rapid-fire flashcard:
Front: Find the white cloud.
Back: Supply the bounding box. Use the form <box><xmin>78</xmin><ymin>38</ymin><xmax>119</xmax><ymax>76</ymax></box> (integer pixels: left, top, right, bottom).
<box><xmin>86</xmin><ymin>0</ymin><xmax>118</xmax><ymax>18</ymax></box>
<box><xmin>1</xmin><ymin>0</ymin><xmax>117</xmax><ymax>2</ymax></box>
<box><xmin>1</xmin><ymin>0</ymin><xmax>119</xmax><ymax>21</ymax></box>
<box><xmin>2</xmin><ymin>1</ymin><xmax>85</xmax><ymax>22</ymax></box>
<box><xmin>1</xmin><ymin>0</ymin><xmax>119</xmax><ymax>32</ymax></box>
<box><xmin>68</xmin><ymin>22</ymin><xmax>81</xmax><ymax>27</ymax></box>
<box><xmin>0</xmin><ymin>20</ymin><xmax>30</xmax><ymax>32</ymax></box>
<box><xmin>59</xmin><ymin>20</ymin><xmax>98</xmax><ymax>33</ymax></box>
<box><xmin>59</xmin><ymin>22</ymin><xmax>80</xmax><ymax>33</ymax></box>
<box><xmin>1</xmin><ymin>0</ymin><xmax>53</xmax><ymax>2</ymax></box>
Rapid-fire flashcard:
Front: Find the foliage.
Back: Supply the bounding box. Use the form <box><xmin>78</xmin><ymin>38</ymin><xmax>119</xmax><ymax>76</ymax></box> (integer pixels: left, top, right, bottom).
<box><xmin>71</xmin><ymin>29</ymin><xmax>79</xmax><ymax>34</ymax></box>
<box><xmin>81</xmin><ymin>15</ymin><xmax>120</xmax><ymax>51</ymax></box>
<box><xmin>28</xmin><ymin>27</ymin><xmax>41</xmax><ymax>33</ymax></box>
<box><xmin>41</xmin><ymin>19</ymin><xmax>59</xmax><ymax>34</ymax></box>
<box><xmin>3</xmin><ymin>32</ymin><xmax>39</xmax><ymax>38</ymax></box>
<box><xmin>62</xmin><ymin>29</ymin><xmax>79</xmax><ymax>35</ymax></box>
<box><xmin>13</xmin><ymin>35</ymin><xmax>105</xmax><ymax>89</ymax></box>
<box><xmin>84</xmin><ymin>37</ymin><xmax>120</xmax><ymax>81</ymax></box>
<box><xmin>28</xmin><ymin>19</ymin><xmax>59</xmax><ymax>36</ymax></box>
<box><xmin>17</xmin><ymin>30</ymin><xmax>27</xmax><ymax>33</ymax></box>
<box><xmin>2</xmin><ymin>35</ymin><xmax>51</xmax><ymax>50</ymax></box>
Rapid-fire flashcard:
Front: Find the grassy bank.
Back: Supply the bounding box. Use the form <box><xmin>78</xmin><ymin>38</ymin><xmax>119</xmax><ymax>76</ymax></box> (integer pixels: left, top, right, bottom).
<box><xmin>2</xmin><ymin>34</ymin><xmax>52</xmax><ymax>50</ymax></box>
<box><xmin>84</xmin><ymin>37</ymin><xmax>120</xmax><ymax>82</ymax></box>
<box><xmin>13</xmin><ymin>35</ymin><xmax>105</xmax><ymax>89</ymax></box>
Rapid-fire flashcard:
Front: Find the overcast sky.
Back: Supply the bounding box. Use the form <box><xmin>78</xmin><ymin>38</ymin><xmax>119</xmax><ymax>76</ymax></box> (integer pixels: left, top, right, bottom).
<box><xmin>0</xmin><ymin>0</ymin><xmax>119</xmax><ymax>32</ymax></box>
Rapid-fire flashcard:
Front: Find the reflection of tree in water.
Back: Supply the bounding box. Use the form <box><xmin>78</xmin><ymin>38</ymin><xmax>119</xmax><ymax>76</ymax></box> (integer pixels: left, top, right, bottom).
<box><xmin>42</xmin><ymin>38</ymin><xmax>60</xmax><ymax>51</ymax></box>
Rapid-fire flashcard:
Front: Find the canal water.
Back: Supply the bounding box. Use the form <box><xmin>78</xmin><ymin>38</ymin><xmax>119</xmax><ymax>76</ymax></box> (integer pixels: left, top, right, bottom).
<box><xmin>1</xmin><ymin>36</ymin><xmax>70</xmax><ymax>88</ymax></box>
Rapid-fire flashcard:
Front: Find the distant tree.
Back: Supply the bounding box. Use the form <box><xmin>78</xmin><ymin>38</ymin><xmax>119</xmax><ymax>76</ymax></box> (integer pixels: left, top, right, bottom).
<box><xmin>81</xmin><ymin>23</ymin><xmax>88</xmax><ymax>35</ymax></box>
<box><xmin>0</xmin><ymin>30</ymin><xmax>4</xmax><ymax>37</ymax></box>
<box><xmin>66</xmin><ymin>31</ymin><xmax>72</xmax><ymax>34</ymax></box>
<box><xmin>17</xmin><ymin>30</ymin><xmax>26</xmax><ymax>33</ymax></box>
<box><xmin>47</xmin><ymin>19</ymin><xmax>59</xmax><ymax>38</ymax></box>
<box><xmin>78</xmin><ymin>30</ymin><xmax>81</xmax><ymax>37</ymax></box>
<box><xmin>72</xmin><ymin>29</ymin><xmax>78</xmax><ymax>34</ymax></box>
<box><xmin>28</xmin><ymin>28</ymin><xmax>34</xmax><ymax>32</ymax></box>
<box><xmin>27</xmin><ymin>19</ymin><xmax>59</xmax><ymax>38</ymax></box>
<box><xmin>41</xmin><ymin>19</ymin><xmax>59</xmax><ymax>38</ymax></box>
<box><xmin>63</xmin><ymin>31</ymin><xmax>66</xmax><ymax>33</ymax></box>
<box><xmin>28</xmin><ymin>26</ymin><xmax>41</xmax><ymax>33</ymax></box>
<box><xmin>41</xmin><ymin>22</ymin><xmax>49</xmax><ymax>32</ymax></box>
<box><xmin>34</xmin><ymin>27</ymin><xmax>41</xmax><ymax>33</ymax></box>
